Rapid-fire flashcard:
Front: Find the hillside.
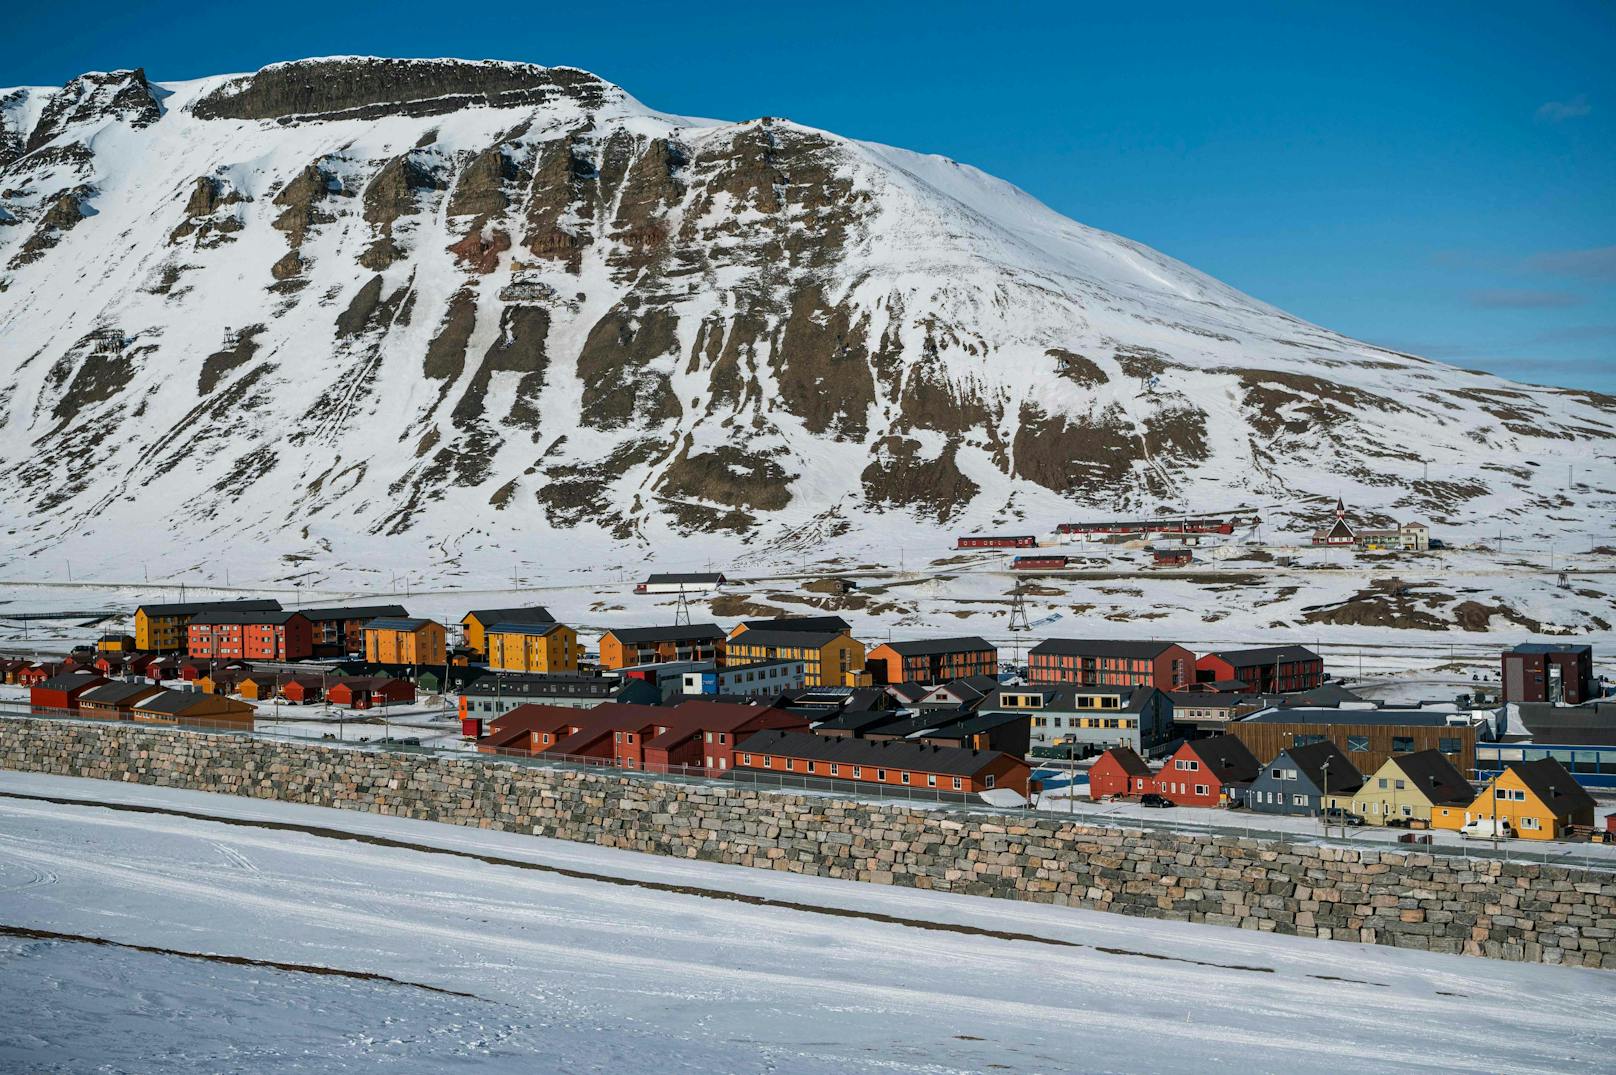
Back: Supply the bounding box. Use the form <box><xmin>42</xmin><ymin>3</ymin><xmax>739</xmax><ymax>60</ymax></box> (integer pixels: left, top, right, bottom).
<box><xmin>1</xmin><ymin>57</ymin><xmax>1613</xmax><ymax>589</ymax></box>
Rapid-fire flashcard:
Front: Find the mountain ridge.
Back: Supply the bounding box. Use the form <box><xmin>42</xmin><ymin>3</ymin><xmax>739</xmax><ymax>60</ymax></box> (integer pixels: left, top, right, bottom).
<box><xmin>0</xmin><ymin>56</ymin><xmax>1611</xmax><ymax>585</ymax></box>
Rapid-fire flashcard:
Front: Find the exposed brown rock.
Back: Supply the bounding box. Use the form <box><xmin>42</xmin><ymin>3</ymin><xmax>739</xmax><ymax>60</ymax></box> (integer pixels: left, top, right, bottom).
<box><xmin>770</xmin><ymin>287</ymin><xmax>875</xmax><ymax>441</ymax></box>
<box><xmin>448</xmin><ymin>227</ymin><xmax>509</xmax><ymax>273</ymax></box>
<box><xmin>197</xmin><ymin>325</ymin><xmax>265</xmax><ymax>395</ymax></box>
<box><xmin>860</xmin><ymin>436</ymin><xmax>979</xmax><ymax>520</ymax></box>
<box><xmin>576</xmin><ymin>303</ymin><xmax>681</xmax><ymax>430</ymax></box>
<box><xmin>1012</xmin><ymin>401</ymin><xmax>1136</xmax><ymax>492</ymax></box>
<box><xmin>658</xmin><ymin>445</ymin><xmax>793</xmax><ymax>511</ymax></box>
<box><xmin>271</xmin><ymin>163</ymin><xmax>335</xmax><ymax>247</ymax></box>
<box><xmin>446</xmin><ymin>144</ymin><xmax>516</xmax><ymax>221</ymax></box>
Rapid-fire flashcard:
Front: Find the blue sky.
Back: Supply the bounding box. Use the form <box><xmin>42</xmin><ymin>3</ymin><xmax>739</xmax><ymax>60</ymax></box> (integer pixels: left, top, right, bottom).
<box><xmin>7</xmin><ymin>1</ymin><xmax>1613</xmax><ymax>391</ymax></box>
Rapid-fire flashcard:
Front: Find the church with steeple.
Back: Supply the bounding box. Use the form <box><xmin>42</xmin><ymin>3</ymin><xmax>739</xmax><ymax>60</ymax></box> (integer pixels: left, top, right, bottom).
<box><xmin>1311</xmin><ymin>498</ymin><xmax>1431</xmax><ymax>551</ymax></box>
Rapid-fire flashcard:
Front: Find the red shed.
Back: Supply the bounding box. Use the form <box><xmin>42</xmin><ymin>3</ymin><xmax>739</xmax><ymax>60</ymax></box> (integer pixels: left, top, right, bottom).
<box><xmin>326</xmin><ymin>677</ymin><xmax>415</xmax><ymax>710</ymax></box>
<box><xmin>1088</xmin><ymin>747</ymin><xmax>1155</xmax><ymax>800</ymax></box>
<box><xmin>18</xmin><ymin>663</ymin><xmax>64</xmax><ymax>687</ymax></box>
<box><xmin>1012</xmin><ymin>555</ymin><xmax>1071</xmax><ymax>570</ymax></box>
<box><xmin>30</xmin><ymin>671</ymin><xmax>109</xmax><ymax>713</ymax></box>
<box><xmin>1154</xmin><ymin>737</ymin><xmax>1261</xmax><ymax>807</ymax></box>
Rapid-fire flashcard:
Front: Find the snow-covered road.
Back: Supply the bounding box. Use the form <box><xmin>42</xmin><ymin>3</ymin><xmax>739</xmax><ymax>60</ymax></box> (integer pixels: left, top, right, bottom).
<box><xmin>0</xmin><ymin>773</ymin><xmax>1611</xmax><ymax>1073</ymax></box>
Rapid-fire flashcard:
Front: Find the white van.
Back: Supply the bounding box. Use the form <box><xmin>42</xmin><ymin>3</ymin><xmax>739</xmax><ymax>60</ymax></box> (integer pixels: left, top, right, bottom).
<box><xmin>1460</xmin><ymin>816</ymin><xmax>1514</xmax><ymax>840</ymax></box>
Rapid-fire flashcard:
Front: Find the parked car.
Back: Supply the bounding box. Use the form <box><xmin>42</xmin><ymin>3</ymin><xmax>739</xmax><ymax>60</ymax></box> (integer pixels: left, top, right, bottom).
<box><xmin>1138</xmin><ymin>794</ymin><xmax>1175</xmax><ymax>809</ymax></box>
<box><xmin>1460</xmin><ymin>817</ymin><xmax>1513</xmax><ymax>840</ymax></box>
<box><xmin>1322</xmin><ymin>808</ymin><xmax>1365</xmax><ymax>827</ymax></box>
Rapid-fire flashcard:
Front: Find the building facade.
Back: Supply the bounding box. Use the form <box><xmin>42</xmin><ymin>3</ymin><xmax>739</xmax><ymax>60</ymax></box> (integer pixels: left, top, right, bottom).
<box><xmin>1244</xmin><ymin>741</ymin><xmax>1363</xmax><ymax>817</ymax></box>
<box><xmin>1028</xmin><ymin>639</ymin><xmax>1194</xmax><ymax>690</ymax></box>
<box><xmin>1501</xmin><ymin>643</ymin><xmax>1595</xmax><ymax>705</ymax></box>
<box><xmin>734</xmin><ymin>729</ymin><xmax>1030</xmax><ymax>796</ymax></box>
<box><xmin>599</xmin><ymin>625</ymin><xmax>727</xmax><ymax>670</ymax></box>
<box><xmin>866</xmin><ymin>637</ymin><xmax>998</xmax><ymax>685</ymax></box>
<box><xmin>1195</xmin><ymin>646</ymin><xmax>1324</xmax><ymax>694</ymax></box>
<box><xmin>987</xmin><ymin>684</ymin><xmax>1175</xmax><ymax>757</ymax></box>
<box><xmin>134</xmin><ymin>598</ymin><xmax>282</xmax><ymax>652</ymax></box>
<box><xmin>187</xmin><ymin>610</ymin><xmax>314</xmax><ymax>661</ymax></box>
<box><xmin>1228</xmin><ymin>708</ymin><xmax>1477</xmax><ymax>779</ymax></box>
<box><xmin>1430</xmin><ymin>758</ymin><xmax>1595</xmax><ymax>840</ymax></box>
<box><xmin>460</xmin><ymin>606</ymin><xmax>554</xmax><ymax>657</ymax></box>
<box><xmin>486</xmin><ymin>622</ymin><xmax>578</xmax><ymax>674</ymax></box>
<box><xmin>725</xmin><ymin>628</ymin><xmax>865</xmax><ymax>688</ymax></box>
<box><xmin>363</xmin><ymin>618</ymin><xmax>447</xmax><ymax>667</ymax></box>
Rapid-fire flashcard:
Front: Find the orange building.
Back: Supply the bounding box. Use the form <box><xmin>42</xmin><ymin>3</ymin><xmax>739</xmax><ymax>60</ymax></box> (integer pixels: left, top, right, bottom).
<box><xmin>363</xmin><ymin>617</ymin><xmax>446</xmax><ymax>667</ymax></box>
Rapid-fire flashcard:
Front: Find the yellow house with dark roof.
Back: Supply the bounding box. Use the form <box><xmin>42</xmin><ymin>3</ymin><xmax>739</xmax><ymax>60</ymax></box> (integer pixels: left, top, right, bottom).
<box><xmin>1431</xmin><ymin>757</ymin><xmax>1595</xmax><ymax>840</ymax></box>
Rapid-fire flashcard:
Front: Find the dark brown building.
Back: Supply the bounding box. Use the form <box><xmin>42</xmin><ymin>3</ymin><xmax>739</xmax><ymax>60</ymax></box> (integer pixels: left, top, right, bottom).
<box><xmin>1501</xmin><ymin>643</ymin><xmax>1594</xmax><ymax>705</ymax></box>
<box><xmin>1228</xmin><ymin>708</ymin><xmax>1476</xmax><ymax>778</ymax></box>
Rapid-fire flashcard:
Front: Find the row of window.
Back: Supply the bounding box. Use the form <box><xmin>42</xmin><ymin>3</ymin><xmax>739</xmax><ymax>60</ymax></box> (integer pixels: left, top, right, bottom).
<box><xmin>1032</xmin><ymin>716</ymin><xmax>1136</xmax><ymax>729</ymax></box>
<box><xmin>738</xmin><ymin>753</ymin><xmax>976</xmax><ymax>789</ymax></box>
<box><xmin>1253</xmin><ymin>790</ymin><xmax>1311</xmax><ymax>806</ymax></box>
<box><xmin>1159</xmin><ymin>780</ymin><xmax>1211</xmax><ymax>796</ymax></box>
<box><xmin>1294</xmin><ymin>734</ymin><xmax>1464</xmax><ymax>754</ymax></box>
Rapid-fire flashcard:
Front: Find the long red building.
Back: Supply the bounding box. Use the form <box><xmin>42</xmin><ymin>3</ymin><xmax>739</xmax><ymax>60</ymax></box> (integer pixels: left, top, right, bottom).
<box><xmin>1028</xmin><ymin>639</ymin><xmax>1194</xmax><ymax>690</ymax></box>
<box><xmin>187</xmin><ymin>610</ymin><xmax>315</xmax><ymax>661</ymax></box>
<box><xmin>1195</xmin><ymin>646</ymin><xmax>1324</xmax><ymax>694</ymax></box>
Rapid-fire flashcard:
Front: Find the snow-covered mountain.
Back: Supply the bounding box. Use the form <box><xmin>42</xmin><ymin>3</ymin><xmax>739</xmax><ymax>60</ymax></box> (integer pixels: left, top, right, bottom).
<box><xmin>1</xmin><ymin>57</ymin><xmax>1612</xmax><ymax>584</ymax></box>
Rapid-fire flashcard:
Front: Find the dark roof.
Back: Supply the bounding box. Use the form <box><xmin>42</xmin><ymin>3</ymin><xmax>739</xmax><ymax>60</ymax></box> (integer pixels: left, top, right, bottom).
<box><xmin>1182</xmin><ymin>736</ymin><xmax>1262</xmax><ymax>783</ymax></box>
<box><xmin>464</xmin><ymin>606</ymin><xmax>554</xmax><ymax>626</ymax></box>
<box><xmin>864</xmin><ymin>711</ymin><xmax>979</xmax><ymax>740</ymax></box>
<box><xmin>607</xmin><ymin>624</ymin><xmax>726</xmax><ymax>644</ymax></box>
<box><xmin>877</xmin><ymin>636</ymin><xmax>996</xmax><ymax>656</ymax></box>
<box><xmin>38</xmin><ymin>672</ymin><xmax>105</xmax><ymax>692</ymax></box>
<box><xmin>922</xmin><ymin>710</ymin><xmax>1028</xmax><ymax>740</ymax></box>
<box><xmin>1165</xmin><ymin>691</ymin><xmax>1242</xmax><ymax>709</ymax></box>
<box><xmin>136</xmin><ymin>598</ymin><xmax>281</xmax><ymax>618</ymax></box>
<box><xmin>729</xmin><ymin>628</ymin><xmax>844</xmax><ymax>649</ymax></box>
<box><xmin>644</xmin><ymin>573</ymin><xmax>725</xmax><ymax>585</ymax></box>
<box><xmin>811</xmin><ymin>709</ymin><xmax>907</xmax><ymax>734</ymax></box>
<box><xmin>298</xmin><ymin>605</ymin><xmax>409</xmax><ymax>622</ymax></box>
<box><xmin>984</xmin><ymin>684</ymin><xmax>1160</xmax><ymax>715</ymax></box>
<box><xmin>189</xmin><ymin>609</ymin><xmax>306</xmax><ymax>626</ymax></box>
<box><xmin>1203</xmin><ymin>646</ymin><xmax>1321</xmax><ymax>667</ymax></box>
<box><xmin>885</xmin><ymin>682</ymin><xmax>931</xmax><ymax>704</ymax></box>
<box><xmin>463</xmin><ymin>673</ymin><xmax>622</xmax><ymax>700</ymax></box>
<box><xmin>1097</xmin><ymin>746</ymin><xmax>1153</xmax><ymax>777</ymax></box>
<box><xmin>1030</xmin><ymin>638</ymin><xmax>1184</xmax><ymax>659</ymax></box>
<box><xmin>1388</xmin><ymin>750</ymin><xmax>1474</xmax><ymax>806</ymax></box>
<box><xmin>1279</xmin><ymin>740</ymin><xmax>1364</xmax><ymax>793</ymax></box>
<box><xmin>485</xmin><ymin>621</ymin><xmax>567</xmax><ymax>637</ymax></box>
<box><xmin>1506</xmin><ymin>758</ymin><xmax>1597</xmax><ymax>818</ymax></box>
<box><xmin>1514</xmin><ymin>702</ymin><xmax>1616</xmax><ymax>746</ymax></box>
<box><xmin>133</xmin><ymin>690</ymin><xmax>249</xmax><ymax>715</ymax></box>
<box><xmin>1243</xmin><ymin>708</ymin><xmax>1460</xmax><ymax>728</ymax></box>
<box><xmin>79</xmin><ymin>681</ymin><xmax>159</xmax><ymax>705</ymax></box>
<box><xmin>739</xmin><ymin>616</ymin><xmax>850</xmax><ymax>634</ymax></box>
<box><xmin>364</xmin><ymin>617</ymin><xmax>438</xmax><ymax>632</ymax></box>
<box><xmin>1249</xmin><ymin>684</ymin><xmax>1367</xmax><ymax>709</ymax></box>
<box><xmin>737</xmin><ymin>729</ymin><xmax>1014</xmax><ymax>778</ymax></box>
<box><xmin>1506</xmin><ymin>643</ymin><xmax>1592</xmax><ymax>656</ymax></box>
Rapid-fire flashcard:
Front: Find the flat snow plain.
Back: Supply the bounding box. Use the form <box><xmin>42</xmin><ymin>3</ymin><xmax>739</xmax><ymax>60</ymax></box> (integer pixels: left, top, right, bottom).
<box><xmin>0</xmin><ymin>774</ymin><xmax>1611</xmax><ymax>1074</ymax></box>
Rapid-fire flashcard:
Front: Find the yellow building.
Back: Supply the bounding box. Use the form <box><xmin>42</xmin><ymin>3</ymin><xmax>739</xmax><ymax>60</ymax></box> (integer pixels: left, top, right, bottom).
<box><xmin>134</xmin><ymin>598</ymin><xmax>281</xmax><ymax>652</ymax></box>
<box><xmin>1325</xmin><ymin>750</ymin><xmax>1474</xmax><ymax>827</ymax></box>
<box><xmin>486</xmin><ymin>622</ymin><xmax>578</xmax><ymax>674</ymax></box>
<box><xmin>1431</xmin><ymin>757</ymin><xmax>1595</xmax><ymax>840</ymax></box>
<box><xmin>724</xmin><ymin>625</ymin><xmax>865</xmax><ymax>688</ymax></box>
<box><xmin>97</xmin><ymin>634</ymin><xmax>136</xmax><ymax>654</ymax></box>
<box><xmin>460</xmin><ymin>606</ymin><xmax>555</xmax><ymax>657</ymax></box>
<box><xmin>363</xmin><ymin>617</ymin><xmax>447</xmax><ymax>667</ymax></box>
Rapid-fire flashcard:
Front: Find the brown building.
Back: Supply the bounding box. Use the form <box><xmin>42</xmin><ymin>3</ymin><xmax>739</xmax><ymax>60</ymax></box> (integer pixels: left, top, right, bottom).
<box><xmin>598</xmin><ymin>624</ymin><xmax>726</xmax><ymax>670</ymax></box>
<box><xmin>1028</xmin><ymin>639</ymin><xmax>1194</xmax><ymax>690</ymax></box>
<box><xmin>1228</xmin><ymin>708</ymin><xmax>1477</xmax><ymax>779</ymax></box>
<box><xmin>297</xmin><ymin>605</ymin><xmax>409</xmax><ymax>656</ymax></box>
<box><xmin>1501</xmin><ymin>643</ymin><xmax>1595</xmax><ymax>705</ymax></box>
<box><xmin>132</xmin><ymin>690</ymin><xmax>256</xmax><ymax>730</ymax></box>
<box><xmin>363</xmin><ymin>618</ymin><xmax>447</xmax><ymax>668</ymax></box>
<box><xmin>866</xmin><ymin>636</ymin><xmax>997</xmax><ymax>685</ymax></box>
<box><xmin>76</xmin><ymin>680</ymin><xmax>165</xmax><ymax>718</ymax></box>
<box><xmin>734</xmin><ymin>729</ymin><xmax>1029</xmax><ymax>796</ymax></box>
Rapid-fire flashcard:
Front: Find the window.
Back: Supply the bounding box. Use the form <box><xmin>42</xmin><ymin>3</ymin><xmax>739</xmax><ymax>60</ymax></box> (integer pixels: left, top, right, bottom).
<box><xmin>877</xmin><ymin>769</ymin><xmax>887</xmax><ymax>781</ymax></box>
<box><xmin>1378</xmin><ymin>777</ymin><xmax>1388</xmax><ymax>789</ymax></box>
<box><xmin>829</xmin><ymin>764</ymin><xmax>839</xmax><ymax>776</ymax></box>
<box><xmin>952</xmin><ymin>778</ymin><xmax>963</xmax><ymax>790</ymax></box>
<box><xmin>1294</xmin><ymin>734</ymin><xmax>1326</xmax><ymax>747</ymax></box>
<box><xmin>1195</xmin><ymin>784</ymin><xmax>1208</xmax><ymax>796</ymax></box>
<box><xmin>901</xmin><ymin>772</ymin><xmax>911</xmax><ymax>785</ymax></box>
<box><xmin>1285</xmin><ymin>769</ymin><xmax>1298</xmax><ymax>781</ymax></box>
<box><xmin>1392</xmin><ymin>736</ymin><xmax>1415</xmax><ymax>752</ymax></box>
<box><xmin>763</xmin><ymin>756</ymin><xmax>772</xmax><ymax>768</ymax></box>
<box><xmin>1347</xmin><ymin>736</ymin><xmax>1369</xmax><ymax>752</ymax></box>
<box><xmin>1292</xmin><ymin>794</ymin><xmax>1308</xmax><ymax>806</ymax></box>
<box><xmin>853</xmin><ymin>766</ymin><xmax>862</xmax><ymax>779</ymax></box>
<box><xmin>1439</xmin><ymin>737</ymin><xmax>1461</xmax><ymax>754</ymax></box>
<box><xmin>742</xmin><ymin>753</ymin><xmax>752</xmax><ymax>765</ymax></box>
<box><xmin>704</xmin><ymin>732</ymin><xmax>713</xmax><ymax>743</ymax></box>
<box><xmin>986</xmin><ymin>774</ymin><xmax>996</xmax><ymax>788</ymax></box>
<box><xmin>1271</xmin><ymin>769</ymin><xmax>1284</xmax><ymax>780</ymax></box>
<box><xmin>1394</xmin><ymin>779</ymin><xmax>1405</xmax><ymax>790</ymax></box>
<box><xmin>927</xmin><ymin>774</ymin><xmax>937</xmax><ymax>787</ymax></box>
<box><xmin>1520</xmin><ymin>816</ymin><xmax>1541</xmax><ymax>830</ymax></box>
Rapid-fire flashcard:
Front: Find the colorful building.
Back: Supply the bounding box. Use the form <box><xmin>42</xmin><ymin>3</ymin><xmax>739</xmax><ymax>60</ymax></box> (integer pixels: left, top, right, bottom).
<box><xmin>1330</xmin><ymin>750</ymin><xmax>1474</xmax><ymax>826</ymax></box>
<box><xmin>986</xmin><ymin>684</ymin><xmax>1175</xmax><ymax>757</ymax></box>
<box><xmin>486</xmin><ymin>621</ymin><xmax>578</xmax><ymax>674</ymax></box>
<box><xmin>134</xmin><ymin>598</ymin><xmax>282</xmax><ymax>653</ymax></box>
<box><xmin>734</xmin><ymin>729</ymin><xmax>1030</xmax><ymax>796</ymax></box>
<box><xmin>187</xmin><ymin>610</ymin><xmax>314</xmax><ymax>661</ymax></box>
<box><xmin>1244</xmin><ymin>741</ymin><xmax>1363</xmax><ymax>817</ymax></box>
<box><xmin>599</xmin><ymin>624</ymin><xmax>726</xmax><ymax>670</ymax></box>
<box><xmin>1152</xmin><ymin>736</ymin><xmax>1262</xmax><ymax>807</ymax></box>
<box><xmin>866</xmin><ymin>636</ymin><xmax>997</xmax><ymax>685</ymax></box>
<box><xmin>363</xmin><ymin>618</ymin><xmax>447</xmax><ymax>668</ymax></box>
<box><xmin>1088</xmin><ymin>746</ymin><xmax>1155</xmax><ymax>799</ymax></box>
<box><xmin>460</xmin><ymin>606</ymin><xmax>554</xmax><ymax>657</ymax></box>
<box><xmin>30</xmin><ymin>671</ymin><xmax>109</xmax><ymax>713</ymax></box>
<box><xmin>1028</xmin><ymin>639</ymin><xmax>1194</xmax><ymax>690</ymax></box>
<box><xmin>725</xmin><ymin>626</ymin><xmax>865</xmax><ymax>688</ymax></box>
<box><xmin>1195</xmin><ymin>645</ymin><xmax>1324</xmax><ymax>694</ymax></box>
<box><xmin>131</xmin><ymin>690</ymin><xmax>256</xmax><ymax>730</ymax></box>
<box><xmin>1501</xmin><ymin>643</ymin><xmax>1595</xmax><ymax>705</ymax></box>
<box><xmin>297</xmin><ymin>605</ymin><xmax>409</xmax><ymax>656</ymax></box>
<box><xmin>1228</xmin><ymin>707</ymin><xmax>1476</xmax><ymax>781</ymax></box>
<box><xmin>76</xmin><ymin>681</ymin><xmax>164</xmax><ymax>719</ymax></box>
<box><xmin>1431</xmin><ymin>758</ymin><xmax>1595</xmax><ymax>840</ymax></box>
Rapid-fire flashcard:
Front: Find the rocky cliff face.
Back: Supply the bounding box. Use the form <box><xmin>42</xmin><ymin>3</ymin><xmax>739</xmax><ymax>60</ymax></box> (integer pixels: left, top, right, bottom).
<box><xmin>0</xmin><ymin>57</ymin><xmax>1612</xmax><ymax>582</ymax></box>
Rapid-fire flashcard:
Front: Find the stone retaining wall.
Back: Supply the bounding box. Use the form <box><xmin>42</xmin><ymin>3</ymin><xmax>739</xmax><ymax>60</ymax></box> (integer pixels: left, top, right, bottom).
<box><xmin>3</xmin><ymin>717</ymin><xmax>1611</xmax><ymax>967</ymax></box>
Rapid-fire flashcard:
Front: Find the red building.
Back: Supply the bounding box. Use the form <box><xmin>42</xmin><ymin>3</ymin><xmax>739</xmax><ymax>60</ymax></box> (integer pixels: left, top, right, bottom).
<box><xmin>1195</xmin><ymin>646</ymin><xmax>1323</xmax><ymax>694</ymax></box>
<box><xmin>642</xmin><ymin>701</ymin><xmax>807</xmax><ymax>774</ymax></box>
<box><xmin>187</xmin><ymin>610</ymin><xmax>315</xmax><ymax>661</ymax></box>
<box><xmin>1152</xmin><ymin>549</ymin><xmax>1193</xmax><ymax>567</ymax></box>
<box><xmin>866</xmin><ymin>637</ymin><xmax>998</xmax><ymax>685</ymax></box>
<box><xmin>325</xmin><ymin>677</ymin><xmax>415</xmax><ymax>709</ymax></box>
<box><xmin>297</xmin><ymin>604</ymin><xmax>410</xmax><ymax>656</ymax></box>
<box><xmin>1012</xmin><ymin>555</ymin><xmax>1070</xmax><ymax>570</ymax></box>
<box><xmin>30</xmin><ymin>671</ymin><xmax>109</xmax><ymax>713</ymax></box>
<box><xmin>18</xmin><ymin>662</ymin><xmax>65</xmax><ymax>687</ymax></box>
<box><xmin>1501</xmin><ymin>643</ymin><xmax>1594</xmax><ymax>705</ymax></box>
<box><xmin>1088</xmin><ymin>747</ymin><xmax>1154</xmax><ymax>799</ymax></box>
<box><xmin>735</xmin><ymin>729</ymin><xmax>1030</xmax><ymax>795</ymax></box>
<box><xmin>278</xmin><ymin>676</ymin><xmax>327</xmax><ymax>705</ymax></box>
<box><xmin>1028</xmin><ymin>639</ymin><xmax>1194</xmax><ymax>690</ymax></box>
<box><xmin>1152</xmin><ymin>737</ymin><xmax>1261</xmax><ymax>807</ymax></box>
<box><xmin>956</xmin><ymin>535</ymin><xmax>1037</xmax><ymax>549</ymax></box>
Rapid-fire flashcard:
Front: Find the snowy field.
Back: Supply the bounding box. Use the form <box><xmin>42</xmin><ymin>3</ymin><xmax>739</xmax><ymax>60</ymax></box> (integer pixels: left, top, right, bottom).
<box><xmin>0</xmin><ymin>774</ymin><xmax>1612</xmax><ymax>1074</ymax></box>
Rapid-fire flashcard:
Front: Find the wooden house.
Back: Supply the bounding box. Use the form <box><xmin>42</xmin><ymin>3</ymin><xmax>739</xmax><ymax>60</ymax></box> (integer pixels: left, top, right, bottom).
<box><xmin>132</xmin><ymin>690</ymin><xmax>256</xmax><ymax>730</ymax></box>
<box><xmin>76</xmin><ymin>681</ymin><xmax>164</xmax><ymax>719</ymax></box>
<box><xmin>326</xmin><ymin>677</ymin><xmax>415</xmax><ymax>710</ymax></box>
<box><xmin>1431</xmin><ymin>758</ymin><xmax>1595</xmax><ymax>840</ymax></box>
<box><xmin>1329</xmin><ymin>750</ymin><xmax>1474</xmax><ymax>826</ymax></box>
<box><xmin>866</xmin><ymin>636</ymin><xmax>997</xmax><ymax>685</ymax></box>
<box><xmin>1153</xmin><ymin>736</ymin><xmax>1262</xmax><ymax>807</ymax></box>
<box><xmin>1088</xmin><ymin>747</ymin><xmax>1154</xmax><ymax>799</ymax></box>
<box><xmin>30</xmin><ymin>671</ymin><xmax>109</xmax><ymax>713</ymax></box>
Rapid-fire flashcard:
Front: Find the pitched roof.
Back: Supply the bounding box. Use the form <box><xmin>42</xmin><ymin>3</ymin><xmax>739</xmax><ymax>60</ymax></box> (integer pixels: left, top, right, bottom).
<box><xmin>876</xmin><ymin>636</ymin><xmax>995</xmax><ymax>657</ymax></box>
<box><xmin>810</xmin><ymin>709</ymin><xmax>907</xmax><ymax>734</ymax></box>
<box><xmin>1095</xmin><ymin>746</ymin><xmax>1153</xmax><ymax>777</ymax></box>
<box><xmin>79</xmin><ymin>681</ymin><xmax>160</xmax><ymax>705</ymax></box>
<box><xmin>644</xmin><ymin>573</ymin><xmax>725</xmax><ymax>585</ymax></box>
<box><xmin>136</xmin><ymin>598</ymin><xmax>281</xmax><ymax>618</ymax></box>
<box><xmin>364</xmin><ymin>617</ymin><xmax>439</xmax><ymax>632</ymax></box>
<box><xmin>1505</xmin><ymin>758</ymin><xmax>1597</xmax><ymax>818</ymax></box>
<box><xmin>1279</xmin><ymin>740</ymin><xmax>1364</xmax><ymax>793</ymax></box>
<box><xmin>606</xmin><ymin>624</ymin><xmax>726</xmax><ymax>644</ymax></box>
<box><xmin>189</xmin><ymin>609</ymin><xmax>307</xmax><ymax>626</ymax></box>
<box><xmin>298</xmin><ymin>604</ymin><xmax>409</xmax><ymax>622</ymax></box>
<box><xmin>1243</xmin><ymin>708</ymin><xmax>1459</xmax><ymax>728</ymax></box>
<box><xmin>738</xmin><ymin>615</ymin><xmax>850</xmax><ymax>634</ymax></box>
<box><xmin>1182</xmin><ymin>736</ymin><xmax>1262</xmax><ymax>783</ymax></box>
<box><xmin>38</xmin><ymin>672</ymin><xmax>105</xmax><ymax>692</ymax></box>
<box><xmin>1203</xmin><ymin>645</ymin><xmax>1321</xmax><ymax>667</ymax></box>
<box><xmin>134</xmin><ymin>690</ymin><xmax>251</xmax><ymax>716</ymax></box>
<box><xmin>1386</xmin><ymin>750</ymin><xmax>1474</xmax><ymax>806</ymax></box>
<box><xmin>984</xmin><ymin>684</ymin><xmax>1160</xmax><ymax>715</ymax></box>
<box><xmin>920</xmin><ymin>710</ymin><xmax>1028</xmax><ymax>741</ymax></box>
<box><xmin>485</xmin><ymin>621</ymin><xmax>568</xmax><ymax>637</ymax></box>
<box><xmin>728</xmin><ymin>628</ymin><xmax>844</xmax><ymax>649</ymax></box>
<box><xmin>736</xmin><ymin>729</ymin><xmax>1014</xmax><ymax>778</ymax></box>
<box><xmin>1030</xmin><ymin>638</ymin><xmax>1185</xmax><ymax>659</ymax></box>
<box><xmin>463</xmin><ymin>606</ymin><xmax>554</xmax><ymax>626</ymax></box>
